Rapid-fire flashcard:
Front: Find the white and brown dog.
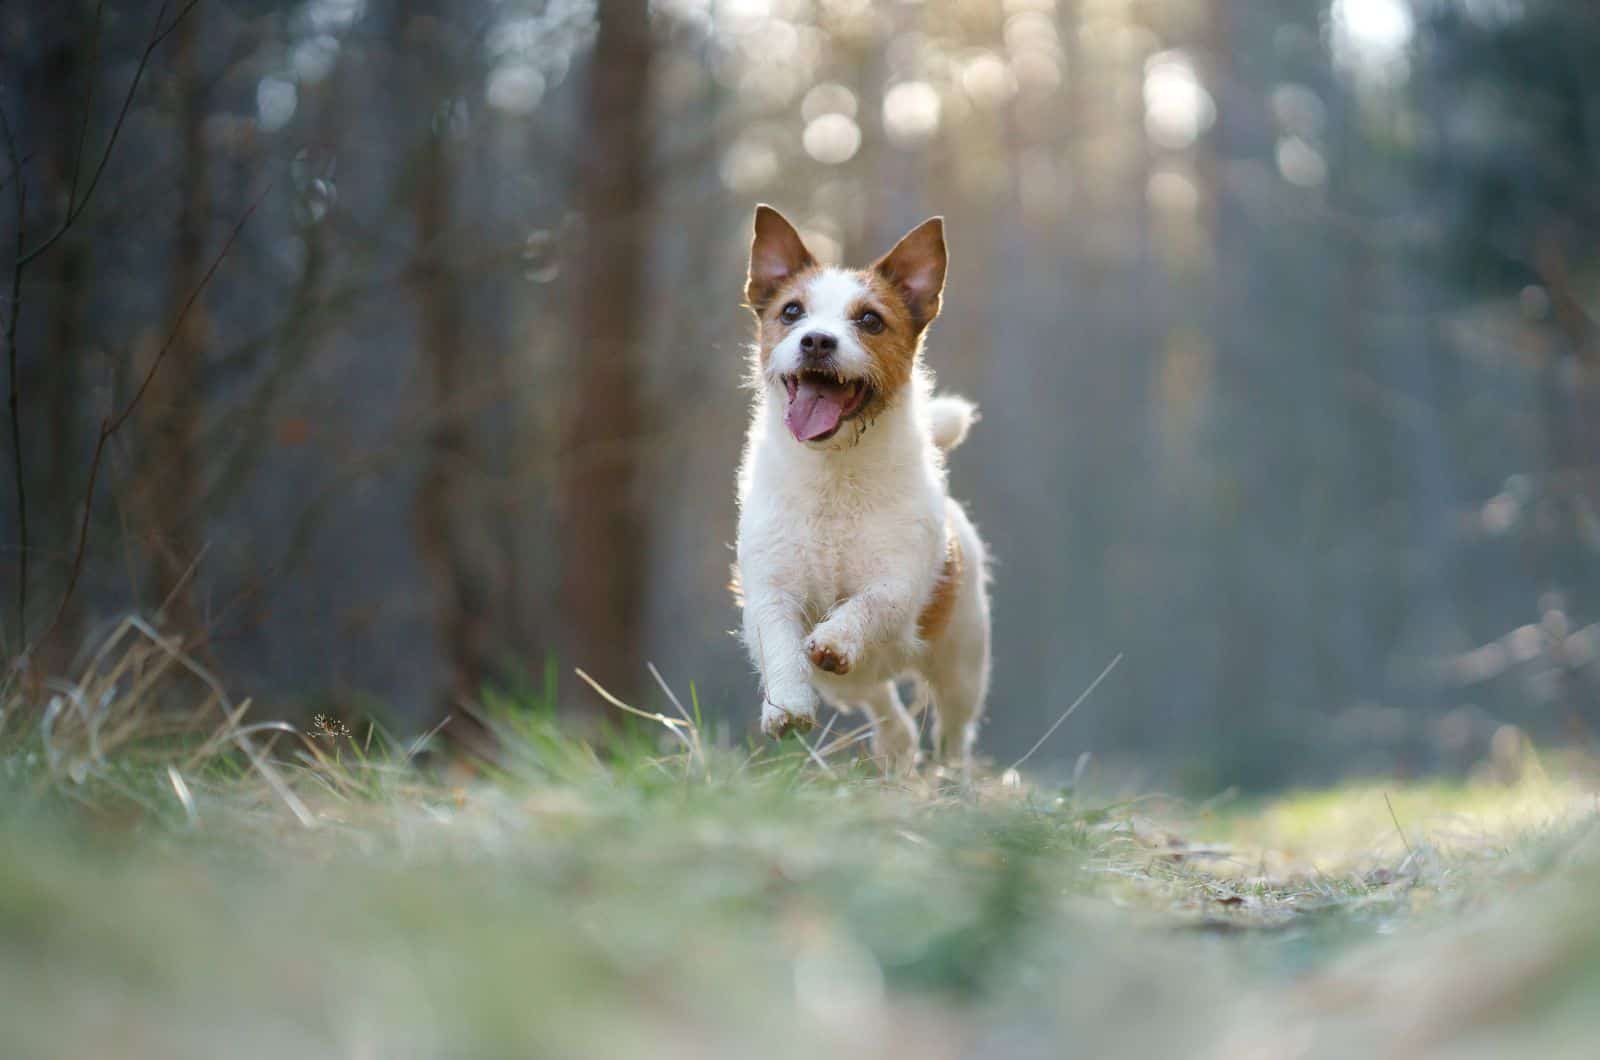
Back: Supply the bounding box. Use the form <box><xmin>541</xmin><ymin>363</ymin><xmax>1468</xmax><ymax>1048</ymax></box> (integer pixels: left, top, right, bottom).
<box><xmin>734</xmin><ymin>205</ymin><xmax>992</xmax><ymax>769</ymax></box>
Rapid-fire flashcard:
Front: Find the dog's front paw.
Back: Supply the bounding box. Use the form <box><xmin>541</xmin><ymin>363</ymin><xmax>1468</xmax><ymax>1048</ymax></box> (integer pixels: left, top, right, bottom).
<box><xmin>804</xmin><ymin>629</ymin><xmax>857</xmax><ymax>675</ymax></box>
<box><xmin>761</xmin><ymin>694</ymin><xmax>818</xmax><ymax>739</ymax></box>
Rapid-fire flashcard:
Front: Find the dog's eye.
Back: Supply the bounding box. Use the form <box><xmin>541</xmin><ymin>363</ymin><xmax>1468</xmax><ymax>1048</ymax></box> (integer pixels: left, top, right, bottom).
<box><xmin>856</xmin><ymin>310</ymin><xmax>885</xmax><ymax>335</ymax></box>
<box><xmin>780</xmin><ymin>301</ymin><xmax>804</xmax><ymax>324</ymax></box>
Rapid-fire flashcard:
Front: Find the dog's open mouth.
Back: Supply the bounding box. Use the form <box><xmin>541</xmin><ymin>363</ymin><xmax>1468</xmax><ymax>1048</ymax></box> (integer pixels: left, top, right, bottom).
<box><xmin>782</xmin><ymin>370</ymin><xmax>871</xmax><ymax>443</ymax></box>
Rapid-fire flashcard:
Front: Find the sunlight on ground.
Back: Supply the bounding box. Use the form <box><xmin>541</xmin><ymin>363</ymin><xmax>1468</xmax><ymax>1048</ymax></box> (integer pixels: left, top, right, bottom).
<box><xmin>1192</xmin><ymin>752</ymin><xmax>1596</xmax><ymax>877</ymax></box>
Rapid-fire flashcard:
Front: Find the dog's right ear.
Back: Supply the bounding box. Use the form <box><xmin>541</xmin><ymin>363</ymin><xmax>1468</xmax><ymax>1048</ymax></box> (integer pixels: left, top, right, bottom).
<box><xmin>746</xmin><ymin>205</ymin><xmax>815</xmax><ymax>314</ymax></box>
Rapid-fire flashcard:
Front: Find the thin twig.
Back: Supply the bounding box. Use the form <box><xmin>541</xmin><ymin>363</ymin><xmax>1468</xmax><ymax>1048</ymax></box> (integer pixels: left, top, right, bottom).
<box><xmin>797</xmin><ymin>731</ymin><xmax>835</xmax><ymax>777</ymax></box>
<box><xmin>16</xmin><ymin>0</ymin><xmax>204</xmax><ymax>270</ymax></box>
<box><xmin>646</xmin><ymin>661</ymin><xmax>704</xmax><ymax>770</ymax></box>
<box><xmin>68</xmin><ymin>1</ymin><xmax>109</xmax><ymax>214</ymax></box>
<box><xmin>33</xmin><ymin>185</ymin><xmax>266</xmax><ymax>654</ymax></box>
<box><xmin>0</xmin><ymin>149</ymin><xmax>33</xmax><ymax>197</ymax></box>
<box><xmin>156</xmin><ymin>541</ymin><xmax>211</xmax><ymax>622</ymax></box>
<box><xmin>573</xmin><ymin>667</ymin><xmax>694</xmax><ymax>757</ymax></box>
<box><xmin>1010</xmin><ymin>653</ymin><xmax>1124</xmax><ymax>772</ymax></box>
<box><xmin>112</xmin><ymin>191</ymin><xmax>263</xmax><ymax>438</ymax></box>
<box><xmin>404</xmin><ymin>714</ymin><xmax>453</xmax><ymax>763</ymax></box>
<box><xmin>3</xmin><ymin>0</ymin><xmax>199</xmax><ymax>649</ymax></box>
<box><xmin>1384</xmin><ymin>792</ymin><xmax>1415</xmax><ymax>859</ymax></box>
<box><xmin>812</xmin><ymin>711</ymin><xmax>837</xmax><ymax>754</ymax></box>
<box><xmin>645</xmin><ymin>661</ymin><xmax>694</xmax><ymax>728</ymax></box>
<box><xmin>817</xmin><ymin>720</ymin><xmax>874</xmax><ymax>759</ymax></box>
<box><xmin>166</xmin><ymin>765</ymin><xmax>197</xmax><ymax>826</ymax></box>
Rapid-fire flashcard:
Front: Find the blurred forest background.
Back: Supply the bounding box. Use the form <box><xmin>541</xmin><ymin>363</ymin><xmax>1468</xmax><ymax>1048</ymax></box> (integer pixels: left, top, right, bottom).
<box><xmin>2</xmin><ymin>0</ymin><xmax>1597</xmax><ymax>788</ymax></box>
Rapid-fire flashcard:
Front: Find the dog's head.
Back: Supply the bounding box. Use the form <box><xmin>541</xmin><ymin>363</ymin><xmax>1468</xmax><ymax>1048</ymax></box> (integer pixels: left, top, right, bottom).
<box><xmin>745</xmin><ymin>205</ymin><xmax>946</xmax><ymax>446</ymax></box>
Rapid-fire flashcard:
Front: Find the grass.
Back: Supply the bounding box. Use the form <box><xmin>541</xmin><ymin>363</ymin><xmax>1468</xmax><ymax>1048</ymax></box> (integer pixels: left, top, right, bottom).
<box><xmin>3</xmin><ymin>619</ymin><xmax>1600</xmax><ymax>1058</ymax></box>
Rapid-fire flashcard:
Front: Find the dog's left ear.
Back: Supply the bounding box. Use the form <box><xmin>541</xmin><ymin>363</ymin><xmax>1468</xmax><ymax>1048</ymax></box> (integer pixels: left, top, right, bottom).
<box><xmin>873</xmin><ymin>217</ymin><xmax>946</xmax><ymax>332</ymax></box>
<box><xmin>747</xmin><ymin>205</ymin><xmax>816</xmax><ymax>313</ymax></box>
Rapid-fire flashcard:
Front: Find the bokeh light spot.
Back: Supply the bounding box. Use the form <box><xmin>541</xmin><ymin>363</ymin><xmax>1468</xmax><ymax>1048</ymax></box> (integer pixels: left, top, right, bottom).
<box><xmin>1143</xmin><ymin>51</ymin><xmax>1214</xmax><ymax>150</ymax></box>
<box><xmin>1276</xmin><ymin>135</ymin><xmax>1327</xmax><ymax>186</ymax></box>
<box><xmin>257</xmin><ymin>76</ymin><xmax>298</xmax><ymax>132</ymax></box>
<box><xmin>803</xmin><ymin>113</ymin><xmax>861</xmax><ymax>165</ymax></box>
<box><xmin>487</xmin><ymin>64</ymin><xmax>547</xmax><ymax>114</ymax></box>
<box><xmin>961</xmin><ymin>53</ymin><xmax>1017</xmax><ymax>108</ymax></box>
<box><xmin>291</xmin><ymin>34</ymin><xmax>340</xmax><ymax>84</ymax></box>
<box><xmin>1331</xmin><ymin>0</ymin><xmax>1415</xmax><ymax>86</ymax></box>
<box><xmin>882</xmin><ymin>81</ymin><xmax>942</xmax><ymax>146</ymax></box>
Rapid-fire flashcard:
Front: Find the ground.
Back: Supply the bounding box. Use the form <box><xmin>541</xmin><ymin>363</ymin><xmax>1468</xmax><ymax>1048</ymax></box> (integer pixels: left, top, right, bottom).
<box><xmin>3</xmin><ymin>621</ymin><xmax>1600</xmax><ymax>1059</ymax></box>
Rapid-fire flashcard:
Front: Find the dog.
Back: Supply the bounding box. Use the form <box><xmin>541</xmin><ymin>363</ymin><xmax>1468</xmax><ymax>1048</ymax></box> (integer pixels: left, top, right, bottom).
<box><xmin>734</xmin><ymin>204</ymin><xmax>992</xmax><ymax>769</ymax></box>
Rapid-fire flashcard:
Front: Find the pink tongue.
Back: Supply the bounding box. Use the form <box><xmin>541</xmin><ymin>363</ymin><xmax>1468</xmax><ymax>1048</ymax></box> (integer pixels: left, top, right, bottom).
<box><xmin>785</xmin><ymin>380</ymin><xmax>851</xmax><ymax>442</ymax></box>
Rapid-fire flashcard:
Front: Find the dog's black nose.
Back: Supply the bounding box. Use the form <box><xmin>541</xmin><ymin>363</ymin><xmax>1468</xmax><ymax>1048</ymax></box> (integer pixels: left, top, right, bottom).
<box><xmin>799</xmin><ymin>331</ymin><xmax>838</xmax><ymax>358</ymax></box>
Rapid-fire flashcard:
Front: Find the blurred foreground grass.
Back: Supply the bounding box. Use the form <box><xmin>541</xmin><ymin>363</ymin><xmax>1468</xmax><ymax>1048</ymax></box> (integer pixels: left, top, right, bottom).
<box><xmin>4</xmin><ymin>620</ymin><xmax>1600</xmax><ymax>1059</ymax></box>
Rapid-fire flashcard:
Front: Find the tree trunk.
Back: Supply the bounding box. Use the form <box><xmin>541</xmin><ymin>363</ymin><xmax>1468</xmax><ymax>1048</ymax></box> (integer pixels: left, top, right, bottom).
<box><xmin>402</xmin><ymin>3</ymin><xmax>502</xmax><ymax>745</ymax></box>
<box><xmin>412</xmin><ymin>125</ymin><xmax>499</xmax><ymax>740</ymax></box>
<box><xmin>559</xmin><ymin>0</ymin><xmax>655</xmax><ymax>703</ymax></box>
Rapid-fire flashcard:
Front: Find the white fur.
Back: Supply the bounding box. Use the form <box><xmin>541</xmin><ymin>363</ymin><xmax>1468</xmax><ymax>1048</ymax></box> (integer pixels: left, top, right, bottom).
<box><xmin>766</xmin><ymin>270</ymin><xmax>873</xmax><ymax>382</ymax></box>
<box><xmin>736</xmin><ymin>269</ymin><xmax>992</xmax><ymax>769</ymax></box>
<box><xmin>926</xmin><ymin>394</ymin><xmax>977</xmax><ymax>452</ymax></box>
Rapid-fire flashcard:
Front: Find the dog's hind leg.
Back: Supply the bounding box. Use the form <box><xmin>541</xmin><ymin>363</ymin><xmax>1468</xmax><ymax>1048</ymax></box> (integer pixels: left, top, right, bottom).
<box><xmin>856</xmin><ymin>681</ymin><xmax>920</xmax><ymax>772</ymax></box>
<box><xmin>927</xmin><ymin>659</ymin><xmax>988</xmax><ymax>771</ymax></box>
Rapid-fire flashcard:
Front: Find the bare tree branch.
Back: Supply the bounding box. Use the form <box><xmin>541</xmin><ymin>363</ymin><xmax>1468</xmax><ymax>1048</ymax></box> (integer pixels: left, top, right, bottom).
<box><xmin>16</xmin><ymin>0</ymin><xmax>202</xmax><ymax>271</ymax></box>
<box><xmin>33</xmin><ymin>184</ymin><xmax>265</xmax><ymax>656</ymax></box>
<box><xmin>68</xmin><ymin>0</ymin><xmax>109</xmax><ymax>213</ymax></box>
<box><xmin>0</xmin><ymin>150</ymin><xmax>34</xmax><ymax>197</ymax></box>
<box><xmin>2</xmin><ymin>0</ymin><xmax>201</xmax><ymax>648</ymax></box>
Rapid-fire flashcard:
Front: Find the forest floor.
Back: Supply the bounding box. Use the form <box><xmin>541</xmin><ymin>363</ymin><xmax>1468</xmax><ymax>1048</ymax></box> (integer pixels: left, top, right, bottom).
<box><xmin>4</xmin><ymin>621</ymin><xmax>1600</xmax><ymax>1059</ymax></box>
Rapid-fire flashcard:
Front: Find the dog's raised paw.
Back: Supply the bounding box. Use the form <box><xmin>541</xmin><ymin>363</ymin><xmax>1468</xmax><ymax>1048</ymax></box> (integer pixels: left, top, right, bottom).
<box><xmin>805</xmin><ymin>635</ymin><xmax>852</xmax><ymax>675</ymax></box>
<box><xmin>761</xmin><ymin>703</ymin><xmax>817</xmax><ymax>740</ymax></box>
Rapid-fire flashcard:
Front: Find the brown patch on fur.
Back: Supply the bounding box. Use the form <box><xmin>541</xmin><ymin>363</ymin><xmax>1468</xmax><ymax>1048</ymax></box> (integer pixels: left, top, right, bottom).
<box><xmin>728</xmin><ymin>562</ymin><xmax>744</xmax><ymax>608</ymax></box>
<box><xmin>917</xmin><ymin>520</ymin><xmax>963</xmax><ymax>641</ymax></box>
<box><xmin>852</xmin><ymin>270</ymin><xmax>920</xmax><ymax>402</ymax></box>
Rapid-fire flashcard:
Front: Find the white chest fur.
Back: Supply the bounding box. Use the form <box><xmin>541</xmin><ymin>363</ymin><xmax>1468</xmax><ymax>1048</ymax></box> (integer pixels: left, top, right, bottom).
<box><xmin>737</xmin><ymin>375</ymin><xmax>948</xmax><ymax>690</ymax></box>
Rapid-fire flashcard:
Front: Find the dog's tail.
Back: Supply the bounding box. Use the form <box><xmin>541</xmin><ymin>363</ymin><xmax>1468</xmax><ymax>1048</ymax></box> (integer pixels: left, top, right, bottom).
<box><xmin>927</xmin><ymin>394</ymin><xmax>978</xmax><ymax>453</ymax></box>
